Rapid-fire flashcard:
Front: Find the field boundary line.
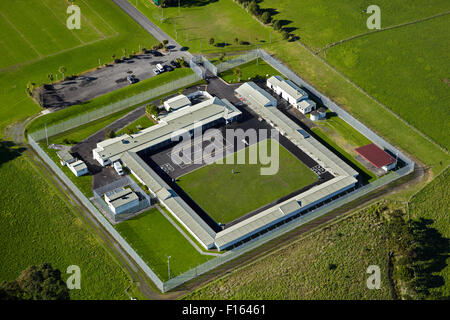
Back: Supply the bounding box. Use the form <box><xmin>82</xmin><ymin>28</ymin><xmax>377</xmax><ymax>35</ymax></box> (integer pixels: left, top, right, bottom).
<box><xmin>79</xmin><ymin>0</ymin><xmax>119</xmax><ymax>36</ymax></box>
<box><xmin>156</xmin><ymin>204</ymin><xmax>221</xmax><ymax>257</ymax></box>
<box><xmin>292</xmin><ymin>40</ymin><xmax>449</xmax><ymax>155</ymax></box>
<box><xmin>0</xmin><ymin>10</ymin><xmax>42</xmax><ymax>58</ymax></box>
<box><xmin>42</xmin><ymin>0</ymin><xmax>86</xmax><ymax>45</ymax></box>
<box><xmin>318</xmin><ymin>10</ymin><xmax>450</xmax><ymax>54</ymax></box>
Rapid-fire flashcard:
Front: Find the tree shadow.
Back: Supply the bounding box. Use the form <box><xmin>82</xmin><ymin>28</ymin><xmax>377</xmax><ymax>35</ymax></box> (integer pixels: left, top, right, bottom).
<box><xmin>215</xmin><ymin>42</ymin><xmax>231</xmax><ymax>48</ymax></box>
<box><xmin>409</xmin><ymin>218</ymin><xmax>449</xmax><ymax>298</ymax></box>
<box><xmin>170</xmin><ymin>0</ymin><xmax>218</xmax><ymax>7</ymax></box>
<box><xmin>0</xmin><ymin>141</ymin><xmax>26</xmax><ymax>167</ymax></box>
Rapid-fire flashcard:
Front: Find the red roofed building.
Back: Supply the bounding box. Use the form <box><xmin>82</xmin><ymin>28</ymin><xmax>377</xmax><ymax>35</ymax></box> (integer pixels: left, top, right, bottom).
<box><xmin>355</xmin><ymin>143</ymin><xmax>396</xmax><ymax>172</ymax></box>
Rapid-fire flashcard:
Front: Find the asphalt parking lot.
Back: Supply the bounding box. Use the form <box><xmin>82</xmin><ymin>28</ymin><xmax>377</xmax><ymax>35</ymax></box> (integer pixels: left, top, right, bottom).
<box><xmin>43</xmin><ymin>49</ymin><xmax>187</xmax><ymax>110</ymax></box>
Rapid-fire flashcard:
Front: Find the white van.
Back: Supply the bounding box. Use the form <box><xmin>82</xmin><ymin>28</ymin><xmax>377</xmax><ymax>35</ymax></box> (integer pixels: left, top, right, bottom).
<box><xmin>156</xmin><ymin>64</ymin><xmax>165</xmax><ymax>72</ymax></box>
<box><xmin>113</xmin><ymin>161</ymin><xmax>124</xmax><ymax>176</ymax></box>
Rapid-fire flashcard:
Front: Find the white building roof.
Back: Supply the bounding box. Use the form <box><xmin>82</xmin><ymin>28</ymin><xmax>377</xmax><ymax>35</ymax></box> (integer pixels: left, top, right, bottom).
<box><xmin>94</xmin><ymin>97</ymin><xmax>242</xmax><ymax>164</ymax></box>
<box><xmin>69</xmin><ymin>160</ymin><xmax>87</xmax><ymax>172</ymax></box>
<box><xmin>297</xmin><ymin>99</ymin><xmax>316</xmax><ymax>111</ymax></box>
<box><xmin>164</xmin><ymin>94</ymin><xmax>191</xmax><ymax>110</ymax></box>
<box><xmin>235</xmin><ymin>82</ymin><xmax>277</xmax><ymax>107</ymax></box>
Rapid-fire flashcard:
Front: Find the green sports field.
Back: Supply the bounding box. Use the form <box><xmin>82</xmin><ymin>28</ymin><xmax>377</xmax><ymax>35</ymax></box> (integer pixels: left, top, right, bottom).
<box><xmin>177</xmin><ymin>139</ymin><xmax>318</xmax><ymax>224</ymax></box>
<box><xmin>0</xmin><ymin>0</ymin><xmax>157</xmax><ymax>137</ymax></box>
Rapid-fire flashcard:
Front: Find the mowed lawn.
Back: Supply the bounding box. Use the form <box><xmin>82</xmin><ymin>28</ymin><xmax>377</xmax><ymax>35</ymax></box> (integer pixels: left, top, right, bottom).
<box><xmin>131</xmin><ymin>0</ymin><xmax>283</xmax><ymax>53</ymax></box>
<box><xmin>0</xmin><ymin>0</ymin><xmax>157</xmax><ymax>137</ymax></box>
<box><xmin>219</xmin><ymin>59</ymin><xmax>279</xmax><ymax>84</ymax></box>
<box><xmin>177</xmin><ymin>139</ymin><xmax>318</xmax><ymax>224</ymax></box>
<box><xmin>114</xmin><ymin>208</ymin><xmax>213</xmax><ymax>281</ymax></box>
<box><xmin>259</xmin><ymin>0</ymin><xmax>450</xmax><ymax>50</ymax></box>
<box><xmin>185</xmin><ymin>203</ymin><xmax>392</xmax><ymax>300</ymax></box>
<box><xmin>325</xmin><ymin>15</ymin><xmax>450</xmax><ymax>150</ymax></box>
<box><xmin>0</xmin><ymin>151</ymin><xmax>130</xmax><ymax>299</ymax></box>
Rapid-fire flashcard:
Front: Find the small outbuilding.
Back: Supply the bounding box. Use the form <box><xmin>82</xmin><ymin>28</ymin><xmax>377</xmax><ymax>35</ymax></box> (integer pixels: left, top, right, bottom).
<box><xmin>104</xmin><ymin>187</ymin><xmax>140</xmax><ymax>215</ymax></box>
<box><xmin>296</xmin><ymin>99</ymin><xmax>316</xmax><ymax>114</ymax></box>
<box><xmin>310</xmin><ymin>110</ymin><xmax>320</xmax><ymax>121</ymax></box>
<box><xmin>56</xmin><ymin>150</ymin><xmax>76</xmax><ymax>166</ymax></box>
<box><xmin>318</xmin><ymin>107</ymin><xmax>327</xmax><ymax>119</ymax></box>
<box><xmin>355</xmin><ymin>143</ymin><xmax>396</xmax><ymax>172</ymax></box>
<box><xmin>68</xmin><ymin>160</ymin><xmax>88</xmax><ymax>177</ymax></box>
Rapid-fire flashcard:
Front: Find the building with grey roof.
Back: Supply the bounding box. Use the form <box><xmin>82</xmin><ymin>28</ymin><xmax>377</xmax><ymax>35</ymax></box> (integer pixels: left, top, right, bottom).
<box><xmin>235</xmin><ymin>82</ymin><xmax>277</xmax><ymax>107</ymax></box>
<box><xmin>267</xmin><ymin>75</ymin><xmax>308</xmax><ymax>106</ymax></box>
<box><xmin>104</xmin><ymin>187</ymin><xmax>140</xmax><ymax>215</ymax></box>
<box><xmin>163</xmin><ymin>94</ymin><xmax>191</xmax><ymax>112</ymax></box>
<box><xmin>68</xmin><ymin>160</ymin><xmax>88</xmax><ymax>177</ymax></box>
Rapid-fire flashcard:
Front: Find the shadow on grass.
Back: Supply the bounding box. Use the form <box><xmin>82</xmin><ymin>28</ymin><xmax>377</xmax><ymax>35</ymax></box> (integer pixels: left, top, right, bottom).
<box><xmin>0</xmin><ymin>141</ymin><xmax>26</xmax><ymax>167</ymax></box>
<box><xmin>409</xmin><ymin>218</ymin><xmax>450</xmax><ymax>299</ymax></box>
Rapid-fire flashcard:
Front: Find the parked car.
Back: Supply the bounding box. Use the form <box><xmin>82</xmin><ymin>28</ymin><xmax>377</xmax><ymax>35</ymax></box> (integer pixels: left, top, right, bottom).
<box><xmin>153</xmin><ymin>68</ymin><xmax>162</xmax><ymax>75</ymax></box>
<box><xmin>165</xmin><ymin>65</ymin><xmax>174</xmax><ymax>72</ymax></box>
<box><xmin>113</xmin><ymin>161</ymin><xmax>124</xmax><ymax>176</ymax></box>
<box><xmin>127</xmin><ymin>75</ymin><xmax>137</xmax><ymax>84</ymax></box>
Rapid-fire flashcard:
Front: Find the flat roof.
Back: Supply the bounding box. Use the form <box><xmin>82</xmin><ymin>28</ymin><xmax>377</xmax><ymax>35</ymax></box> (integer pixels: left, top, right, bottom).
<box><xmin>355</xmin><ymin>143</ymin><xmax>395</xmax><ymax>168</ymax></box>
<box><xmin>165</xmin><ymin>94</ymin><xmax>191</xmax><ymax>110</ymax></box>
<box><xmin>105</xmin><ymin>188</ymin><xmax>139</xmax><ymax>209</ymax></box>
<box><xmin>268</xmin><ymin>76</ymin><xmax>307</xmax><ymax>101</ymax></box>
<box><xmin>235</xmin><ymin>82</ymin><xmax>277</xmax><ymax>107</ymax></box>
<box><xmin>94</xmin><ymin>97</ymin><xmax>241</xmax><ymax>163</ymax></box>
<box><xmin>297</xmin><ymin>99</ymin><xmax>316</xmax><ymax>110</ymax></box>
<box><xmin>70</xmin><ymin>160</ymin><xmax>87</xmax><ymax>171</ymax></box>
<box><xmin>56</xmin><ymin>150</ymin><xmax>75</xmax><ymax>163</ymax></box>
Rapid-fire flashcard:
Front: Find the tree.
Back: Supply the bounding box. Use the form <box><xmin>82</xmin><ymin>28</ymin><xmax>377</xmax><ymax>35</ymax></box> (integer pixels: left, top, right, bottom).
<box><xmin>234</xmin><ymin>37</ymin><xmax>239</xmax><ymax>44</ymax></box>
<box><xmin>233</xmin><ymin>67</ymin><xmax>243</xmax><ymax>82</ymax></box>
<box><xmin>273</xmin><ymin>20</ymin><xmax>282</xmax><ymax>31</ymax></box>
<box><xmin>282</xmin><ymin>30</ymin><xmax>291</xmax><ymax>40</ymax></box>
<box><xmin>261</xmin><ymin>12</ymin><xmax>272</xmax><ymax>24</ymax></box>
<box><xmin>162</xmin><ymin>39</ymin><xmax>169</xmax><ymax>45</ymax></box>
<box><xmin>112</xmin><ymin>54</ymin><xmax>116</xmax><ymax>62</ymax></box>
<box><xmin>105</xmin><ymin>128</ymin><xmax>116</xmax><ymax>139</ymax></box>
<box><xmin>219</xmin><ymin>52</ymin><xmax>226</xmax><ymax>62</ymax></box>
<box><xmin>0</xmin><ymin>263</ymin><xmax>70</xmax><ymax>300</ymax></box>
<box><xmin>209</xmin><ymin>37</ymin><xmax>215</xmax><ymax>45</ymax></box>
<box><xmin>146</xmin><ymin>104</ymin><xmax>158</xmax><ymax>116</ymax></box>
<box><xmin>248</xmin><ymin>1</ymin><xmax>260</xmax><ymax>16</ymax></box>
<box><xmin>47</xmin><ymin>73</ymin><xmax>54</xmax><ymax>84</ymax></box>
<box><xmin>58</xmin><ymin>66</ymin><xmax>66</xmax><ymax>80</ymax></box>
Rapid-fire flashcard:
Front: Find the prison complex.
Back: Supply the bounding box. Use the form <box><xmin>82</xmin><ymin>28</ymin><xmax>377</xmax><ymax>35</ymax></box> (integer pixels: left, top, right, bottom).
<box><xmin>92</xmin><ymin>84</ymin><xmax>359</xmax><ymax>251</ymax></box>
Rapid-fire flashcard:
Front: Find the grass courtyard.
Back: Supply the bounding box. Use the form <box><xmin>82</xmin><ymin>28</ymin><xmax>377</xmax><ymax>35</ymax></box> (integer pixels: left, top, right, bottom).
<box><xmin>114</xmin><ymin>207</ymin><xmax>213</xmax><ymax>281</ymax></box>
<box><xmin>219</xmin><ymin>59</ymin><xmax>279</xmax><ymax>84</ymax></box>
<box><xmin>177</xmin><ymin>139</ymin><xmax>318</xmax><ymax>224</ymax></box>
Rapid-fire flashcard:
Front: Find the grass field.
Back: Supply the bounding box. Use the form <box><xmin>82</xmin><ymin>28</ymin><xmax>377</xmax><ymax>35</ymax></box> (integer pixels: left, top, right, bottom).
<box><xmin>0</xmin><ymin>0</ymin><xmax>157</xmax><ymax>137</ymax></box>
<box><xmin>185</xmin><ymin>203</ymin><xmax>393</xmax><ymax>299</ymax></box>
<box><xmin>114</xmin><ymin>208</ymin><xmax>213</xmax><ymax>281</ymax></box>
<box><xmin>131</xmin><ymin>0</ymin><xmax>282</xmax><ymax>53</ymax></box>
<box><xmin>259</xmin><ymin>0</ymin><xmax>450</xmax><ymax>50</ymax></box>
<box><xmin>409</xmin><ymin>167</ymin><xmax>449</xmax><ymax>298</ymax></box>
<box><xmin>27</xmin><ymin>67</ymin><xmax>193</xmax><ymax>133</ymax></box>
<box><xmin>0</xmin><ymin>149</ymin><xmax>130</xmax><ymax>299</ymax></box>
<box><xmin>325</xmin><ymin>15</ymin><xmax>450</xmax><ymax>150</ymax></box>
<box><xmin>177</xmin><ymin>139</ymin><xmax>318</xmax><ymax>224</ymax></box>
<box><xmin>219</xmin><ymin>59</ymin><xmax>279</xmax><ymax>83</ymax></box>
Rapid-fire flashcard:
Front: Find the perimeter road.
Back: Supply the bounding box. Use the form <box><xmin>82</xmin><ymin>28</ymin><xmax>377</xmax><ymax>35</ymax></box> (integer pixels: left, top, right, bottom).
<box><xmin>112</xmin><ymin>0</ymin><xmax>192</xmax><ymax>60</ymax></box>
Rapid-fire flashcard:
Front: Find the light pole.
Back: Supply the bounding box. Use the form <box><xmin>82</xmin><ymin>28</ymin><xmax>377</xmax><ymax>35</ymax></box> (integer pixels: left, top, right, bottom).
<box><xmin>167</xmin><ymin>255</ymin><xmax>171</xmax><ymax>280</ymax></box>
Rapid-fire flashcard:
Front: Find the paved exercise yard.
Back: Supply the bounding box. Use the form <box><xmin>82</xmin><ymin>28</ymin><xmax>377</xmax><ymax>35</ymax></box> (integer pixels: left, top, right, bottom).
<box><xmin>176</xmin><ymin>139</ymin><xmax>318</xmax><ymax>225</ymax></box>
